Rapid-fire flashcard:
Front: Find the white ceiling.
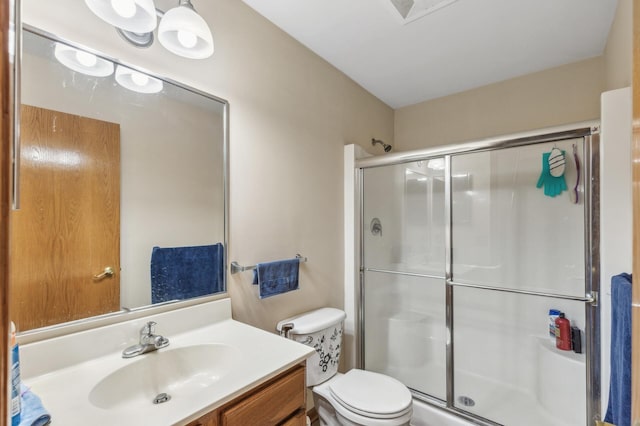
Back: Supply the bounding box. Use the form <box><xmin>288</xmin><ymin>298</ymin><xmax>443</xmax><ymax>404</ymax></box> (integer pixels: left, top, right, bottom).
<box><xmin>241</xmin><ymin>0</ymin><xmax>619</xmax><ymax>109</ymax></box>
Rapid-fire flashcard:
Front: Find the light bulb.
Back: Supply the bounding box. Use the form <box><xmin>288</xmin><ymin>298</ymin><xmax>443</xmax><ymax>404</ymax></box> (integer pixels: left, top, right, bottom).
<box><xmin>110</xmin><ymin>0</ymin><xmax>137</xmax><ymax>19</ymax></box>
<box><xmin>177</xmin><ymin>29</ymin><xmax>198</xmax><ymax>49</ymax></box>
<box><xmin>54</xmin><ymin>43</ymin><xmax>114</xmax><ymax>77</ymax></box>
<box><xmin>115</xmin><ymin>65</ymin><xmax>162</xmax><ymax>93</ymax></box>
<box><xmin>75</xmin><ymin>50</ymin><xmax>98</xmax><ymax>67</ymax></box>
<box><xmin>131</xmin><ymin>72</ymin><xmax>149</xmax><ymax>86</ymax></box>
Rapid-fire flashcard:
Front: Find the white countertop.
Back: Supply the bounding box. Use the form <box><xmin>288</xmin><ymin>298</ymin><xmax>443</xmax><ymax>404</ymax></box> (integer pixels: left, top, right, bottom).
<box><xmin>19</xmin><ymin>299</ymin><xmax>314</xmax><ymax>425</ymax></box>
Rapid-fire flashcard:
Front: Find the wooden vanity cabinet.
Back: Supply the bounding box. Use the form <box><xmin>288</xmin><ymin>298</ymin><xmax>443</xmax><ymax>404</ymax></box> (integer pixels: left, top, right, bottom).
<box><xmin>185</xmin><ymin>364</ymin><xmax>306</xmax><ymax>426</ymax></box>
<box><xmin>185</xmin><ymin>409</ymin><xmax>219</xmax><ymax>426</ymax></box>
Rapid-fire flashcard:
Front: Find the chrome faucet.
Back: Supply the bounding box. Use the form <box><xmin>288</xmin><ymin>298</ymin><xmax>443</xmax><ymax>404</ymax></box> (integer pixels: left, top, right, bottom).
<box><xmin>122</xmin><ymin>321</ymin><xmax>170</xmax><ymax>359</ymax></box>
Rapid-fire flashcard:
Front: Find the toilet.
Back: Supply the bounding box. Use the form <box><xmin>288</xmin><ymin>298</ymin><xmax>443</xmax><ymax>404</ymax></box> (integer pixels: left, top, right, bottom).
<box><xmin>277</xmin><ymin>308</ymin><xmax>413</xmax><ymax>426</ymax></box>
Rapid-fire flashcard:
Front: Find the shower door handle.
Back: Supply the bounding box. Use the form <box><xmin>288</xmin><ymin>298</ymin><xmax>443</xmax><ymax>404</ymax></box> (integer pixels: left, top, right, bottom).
<box><xmin>447</xmin><ymin>280</ymin><xmax>598</xmax><ymax>306</ymax></box>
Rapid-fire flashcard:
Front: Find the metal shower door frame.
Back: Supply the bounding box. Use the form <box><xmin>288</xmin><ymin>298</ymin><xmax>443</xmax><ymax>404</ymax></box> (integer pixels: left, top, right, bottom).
<box><xmin>356</xmin><ymin>122</ymin><xmax>601</xmax><ymax>426</ymax></box>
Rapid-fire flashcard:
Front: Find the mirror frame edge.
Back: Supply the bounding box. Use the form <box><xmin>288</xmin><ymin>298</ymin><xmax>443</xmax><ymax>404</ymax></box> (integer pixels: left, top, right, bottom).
<box><xmin>12</xmin><ymin>23</ymin><xmax>231</xmax><ymax>344</ymax></box>
<box><xmin>2</xmin><ymin>0</ymin><xmax>14</xmax><ymax>421</ymax></box>
<box><xmin>632</xmin><ymin>0</ymin><xmax>640</xmax><ymax>422</ymax></box>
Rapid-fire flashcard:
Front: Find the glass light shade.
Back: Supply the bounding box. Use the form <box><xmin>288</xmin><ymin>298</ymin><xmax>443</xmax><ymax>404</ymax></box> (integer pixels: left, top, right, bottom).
<box><xmin>54</xmin><ymin>43</ymin><xmax>114</xmax><ymax>77</ymax></box>
<box><xmin>158</xmin><ymin>6</ymin><xmax>213</xmax><ymax>59</ymax></box>
<box><xmin>115</xmin><ymin>65</ymin><xmax>163</xmax><ymax>93</ymax></box>
<box><xmin>85</xmin><ymin>0</ymin><xmax>157</xmax><ymax>33</ymax></box>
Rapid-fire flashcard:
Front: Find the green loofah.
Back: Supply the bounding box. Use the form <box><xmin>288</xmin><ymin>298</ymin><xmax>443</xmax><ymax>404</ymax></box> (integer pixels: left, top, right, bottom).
<box><xmin>537</xmin><ymin>152</ymin><xmax>567</xmax><ymax>197</ymax></box>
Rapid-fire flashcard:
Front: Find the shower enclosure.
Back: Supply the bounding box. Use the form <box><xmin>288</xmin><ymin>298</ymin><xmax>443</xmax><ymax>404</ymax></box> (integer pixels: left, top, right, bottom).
<box><xmin>356</xmin><ymin>125</ymin><xmax>600</xmax><ymax>426</ymax></box>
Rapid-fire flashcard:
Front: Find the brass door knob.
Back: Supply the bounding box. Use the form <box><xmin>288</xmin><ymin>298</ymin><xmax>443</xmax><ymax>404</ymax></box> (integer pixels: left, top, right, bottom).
<box><xmin>93</xmin><ymin>266</ymin><xmax>115</xmax><ymax>281</ymax></box>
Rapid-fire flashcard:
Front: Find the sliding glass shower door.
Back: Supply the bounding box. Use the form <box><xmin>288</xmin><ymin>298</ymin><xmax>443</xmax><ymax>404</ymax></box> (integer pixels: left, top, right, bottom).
<box><xmin>360</xmin><ymin>132</ymin><xmax>599</xmax><ymax>426</ymax></box>
<box><xmin>362</xmin><ymin>159</ymin><xmax>447</xmax><ymax>401</ymax></box>
<box><xmin>449</xmin><ymin>140</ymin><xmax>587</xmax><ymax>425</ymax></box>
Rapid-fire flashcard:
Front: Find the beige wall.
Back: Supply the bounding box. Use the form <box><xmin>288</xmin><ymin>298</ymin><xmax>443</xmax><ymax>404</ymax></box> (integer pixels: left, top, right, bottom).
<box><xmin>22</xmin><ymin>0</ymin><xmax>394</xmax><ymax>333</ymax></box>
<box><xmin>604</xmin><ymin>0</ymin><xmax>632</xmax><ymax>90</ymax></box>
<box><xmin>394</xmin><ymin>57</ymin><xmax>605</xmax><ymax>151</ymax></box>
<box><xmin>394</xmin><ymin>0</ymin><xmax>632</xmax><ymax>152</ymax></box>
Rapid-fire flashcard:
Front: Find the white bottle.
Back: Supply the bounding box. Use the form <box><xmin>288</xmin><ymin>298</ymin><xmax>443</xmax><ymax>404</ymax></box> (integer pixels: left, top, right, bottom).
<box><xmin>11</xmin><ymin>321</ymin><xmax>21</xmax><ymax>426</ymax></box>
<box><xmin>548</xmin><ymin>309</ymin><xmax>561</xmax><ymax>342</ymax></box>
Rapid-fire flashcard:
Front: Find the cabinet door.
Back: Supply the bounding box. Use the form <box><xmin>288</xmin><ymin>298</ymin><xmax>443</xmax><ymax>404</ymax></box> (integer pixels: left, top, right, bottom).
<box><xmin>280</xmin><ymin>410</ymin><xmax>306</xmax><ymax>426</ymax></box>
<box><xmin>185</xmin><ymin>409</ymin><xmax>218</xmax><ymax>426</ymax></box>
<box><xmin>221</xmin><ymin>366</ymin><xmax>305</xmax><ymax>426</ymax></box>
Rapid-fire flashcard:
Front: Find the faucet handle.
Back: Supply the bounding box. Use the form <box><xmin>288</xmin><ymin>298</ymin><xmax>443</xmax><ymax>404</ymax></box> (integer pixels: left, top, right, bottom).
<box><xmin>141</xmin><ymin>321</ymin><xmax>157</xmax><ymax>337</ymax></box>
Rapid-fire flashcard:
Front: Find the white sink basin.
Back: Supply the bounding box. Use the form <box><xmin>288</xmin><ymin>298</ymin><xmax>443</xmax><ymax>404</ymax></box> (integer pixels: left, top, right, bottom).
<box><xmin>89</xmin><ymin>344</ymin><xmax>241</xmax><ymax>410</ymax></box>
<box><xmin>20</xmin><ymin>300</ymin><xmax>316</xmax><ymax>425</ymax></box>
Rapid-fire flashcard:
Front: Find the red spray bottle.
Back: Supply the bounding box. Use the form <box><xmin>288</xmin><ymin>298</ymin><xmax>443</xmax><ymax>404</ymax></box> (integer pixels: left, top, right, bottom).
<box><xmin>555</xmin><ymin>313</ymin><xmax>572</xmax><ymax>351</ymax></box>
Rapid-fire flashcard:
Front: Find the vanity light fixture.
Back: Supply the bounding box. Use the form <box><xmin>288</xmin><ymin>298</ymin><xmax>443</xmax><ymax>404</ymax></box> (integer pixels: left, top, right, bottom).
<box><xmin>84</xmin><ymin>0</ymin><xmax>214</xmax><ymax>59</ymax></box>
<box><xmin>53</xmin><ymin>42</ymin><xmax>162</xmax><ymax>95</ymax></box>
<box><xmin>158</xmin><ymin>0</ymin><xmax>214</xmax><ymax>59</ymax></box>
<box><xmin>53</xmin><ymin>42</ymin><xmax>115</xmax><ymax>77</ymax></box>
<box><xmin>115</xmin><ymin>65</ymin><xmax>163</xmax><ymax>93</ymax></box>
<box><xmin>84</xmin><ymin>0</ymin><xmax>158</xmax><ymax>33</ymax></box>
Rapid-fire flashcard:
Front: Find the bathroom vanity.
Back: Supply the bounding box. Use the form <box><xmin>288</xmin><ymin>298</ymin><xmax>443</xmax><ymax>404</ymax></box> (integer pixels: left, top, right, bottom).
<box><xmin>18</xmin><ymin>299</ymin><xmax>314</xmax><ymax>425</ymax></box>
<box><xmin>186</xmin><ymin>364</ymin><xmax>306</xmax><ymax>426</ymax></box>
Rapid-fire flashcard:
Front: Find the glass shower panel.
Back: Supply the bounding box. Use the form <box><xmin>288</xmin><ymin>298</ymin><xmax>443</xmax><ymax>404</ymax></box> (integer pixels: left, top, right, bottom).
<box><xmin>452</xmin><ymin>286</ymin><xmax>586</xmax><ymax>426</ymax></box>
<box><xmin>363</xmin><ymin>159</ymin><xmax>445</xmax><ymax>275</ymax></box>
<box><xmin>451</xmin><ymin>139</ymin><xmax>585</xmax><ymax>297</ymax></box>
<box><xmin>364</xmin><ymin>271</ymin><xmax>446</xmax><ymax>400</ymax></box>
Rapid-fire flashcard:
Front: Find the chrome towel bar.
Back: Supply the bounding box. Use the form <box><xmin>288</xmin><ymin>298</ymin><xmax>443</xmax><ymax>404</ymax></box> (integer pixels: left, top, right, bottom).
<box><xmin>230</xmin><ymin>254</ymin><xmax>307</xmax><ymax>275</ymax></box>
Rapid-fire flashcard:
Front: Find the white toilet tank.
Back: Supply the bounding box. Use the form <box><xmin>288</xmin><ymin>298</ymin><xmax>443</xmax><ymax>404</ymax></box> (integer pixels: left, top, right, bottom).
<box><xmin>277</xmin><ymin>308</ymin><xmax>347</xmax><ymax>386</ymax></box>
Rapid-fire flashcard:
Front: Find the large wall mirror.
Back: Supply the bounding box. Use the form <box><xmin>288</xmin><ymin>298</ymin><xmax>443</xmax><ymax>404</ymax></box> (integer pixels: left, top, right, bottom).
<box><xmin>11</xmin><ymin>27</ymin><xmax>228</xmax><ymax>334</ymax></box>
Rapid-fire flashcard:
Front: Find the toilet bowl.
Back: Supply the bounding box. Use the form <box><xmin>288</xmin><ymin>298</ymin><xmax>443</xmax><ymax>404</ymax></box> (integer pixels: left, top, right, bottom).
<box><xmin>277</xmin><ymin>308</ymin><xmax>413</xmax><ymax>426</ymax></box>
<box><xmin>314</xmin><ymin>370</ymin><xmax>413</xmax><ymax>426</ymax></box>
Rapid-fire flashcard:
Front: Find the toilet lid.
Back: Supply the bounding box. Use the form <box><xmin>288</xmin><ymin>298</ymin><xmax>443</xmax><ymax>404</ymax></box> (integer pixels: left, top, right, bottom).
<box><xmin>329</xmin><ymin>370</ymin><xmax>412</xmax><ymax>419</ymax></box>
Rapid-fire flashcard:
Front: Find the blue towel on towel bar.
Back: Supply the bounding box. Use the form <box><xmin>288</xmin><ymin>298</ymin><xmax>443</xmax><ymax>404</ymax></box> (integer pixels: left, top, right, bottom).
<box><xmin>19</xmin><ymin>384</ymin><xmax>51</xmax><ymax>426</ymax></box>
<box><xmin>252</xmin><ymin>258</ymin><xmax>300</xmax><ymax>299</ymax></box>
<box><xmin>604</xmin><ymin>273</ymin><xmax>632</xmax><ymax>426</ymax></box>
<box><xmin>150</xmin><ymin>243</ymin><xmax>224</xmax><ymax>304</ymax></box>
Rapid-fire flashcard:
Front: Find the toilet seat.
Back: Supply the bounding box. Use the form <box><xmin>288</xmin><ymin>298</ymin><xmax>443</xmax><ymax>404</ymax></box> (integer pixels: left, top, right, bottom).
<box><xmin>328</xmin><ymin>369</ymin><xmax>413</xmax><ymax>419</ymax></box>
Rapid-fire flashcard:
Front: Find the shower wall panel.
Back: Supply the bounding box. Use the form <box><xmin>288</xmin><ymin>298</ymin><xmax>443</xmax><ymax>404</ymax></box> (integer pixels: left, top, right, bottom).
<box><xmin>363</xmin><ymin>160</ymin><xmax>445</xmax><ymax>275</ymax></box>
<box><xmin>364</xmin><ymin>272</ymin><xmax>446</xmax><ymax>400</ymax></box>
<box><xmin>451</xmin><ymin>139</ymin><xmax>585</xmax><ymax>297</ymax></box>
<box><xmin>453</xmin><ymin>287</ymin><xmax>586</xmax><ymax>426</ymax></box>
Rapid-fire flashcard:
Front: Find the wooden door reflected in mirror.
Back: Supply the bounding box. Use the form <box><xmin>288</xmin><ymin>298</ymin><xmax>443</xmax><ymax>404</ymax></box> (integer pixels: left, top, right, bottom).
<box><xmin>10</xmin><ymin>105</ymin><xmax>121</xmax><ymax>330</ymax></box>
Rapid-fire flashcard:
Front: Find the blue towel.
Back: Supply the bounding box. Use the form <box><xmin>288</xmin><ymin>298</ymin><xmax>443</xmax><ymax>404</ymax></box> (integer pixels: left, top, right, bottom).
<box><xmin>150</xmin><ymin>243</ymin><xmax>224</xmax><ymax>304</ymax></box>
<box><xmin>604</xmin><ymin>273</ymin><xmax>632</xmax><ymax>426</ymax></box>
<box><xmin>19</xmin><ymin>385</ymin><xmax>50</xmax><ymax>426</ymax></box>
<box><xmin>252</xmin><ymin>258</ymin><xmax>300</xmax><ymax>299</ymax></box>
